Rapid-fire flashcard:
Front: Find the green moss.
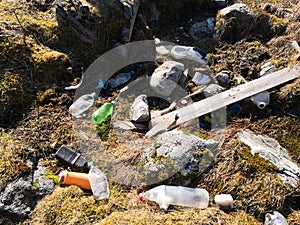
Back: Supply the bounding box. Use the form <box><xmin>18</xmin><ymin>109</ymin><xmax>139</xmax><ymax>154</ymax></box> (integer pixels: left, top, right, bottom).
<box><xmin>238</xmin><ymin>146</ymin><xmax>280</xmax><ymax>173</ymax></box>
<box><xmin>45</xmin><ymin>171</ymin><xmax>59</xmax><ymax>185</ymax></box>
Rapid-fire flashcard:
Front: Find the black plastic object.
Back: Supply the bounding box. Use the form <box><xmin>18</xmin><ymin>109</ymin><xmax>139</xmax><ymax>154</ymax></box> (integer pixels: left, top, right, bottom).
<box><xmin>55</xmin><ymin>145</ymin><xmax>88</xmax><ymax>170</ymax></box>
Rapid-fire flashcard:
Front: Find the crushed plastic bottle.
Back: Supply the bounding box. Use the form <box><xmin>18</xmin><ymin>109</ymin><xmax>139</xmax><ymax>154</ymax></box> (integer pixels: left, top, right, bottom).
<box><xmin>69</xmin><ymin>92</ymin><xmax>96</xmax><ymax>118</ymax></box>
<box><xmin>170</xmin><ymin>45</ymin><xmax>209</xmax><ymax>64</ymax></box>
<box><xmin>108</xmin><ymin>71</ymin><xmax>134</xmax><ymax>88</ymax></box>
<box><xmin>265</xmin><ymin>211</ymin><xmax>288</xmax><ymax>225</ymax></box>
<box><xmin>92</xmin><ymin>102</ymin><xmax>114</xmax><ymax>124</ymax></box>
<box><xmin>88</xmin><ymin>165</ymin><xmax>110</xmax><ymax>200</ymax></box>
<box><xmin>139</xmin><ymin>185</ymin><xmax>209</xmax><ymax>210</ymax></box>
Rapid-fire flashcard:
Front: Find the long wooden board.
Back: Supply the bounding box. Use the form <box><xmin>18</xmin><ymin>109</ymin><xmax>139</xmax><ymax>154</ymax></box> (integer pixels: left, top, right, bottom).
<box><xmin>146</xmin><ymin>64</ymin><xmax>300</xmax><ymax>137</ymax></box>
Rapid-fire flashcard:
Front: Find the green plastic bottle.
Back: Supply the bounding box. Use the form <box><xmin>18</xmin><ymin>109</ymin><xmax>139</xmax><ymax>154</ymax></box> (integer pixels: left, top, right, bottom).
<box><xmin>92</xmin><ymin>102</ymin><xmax>114</xmax><ymax>124</ymax></box>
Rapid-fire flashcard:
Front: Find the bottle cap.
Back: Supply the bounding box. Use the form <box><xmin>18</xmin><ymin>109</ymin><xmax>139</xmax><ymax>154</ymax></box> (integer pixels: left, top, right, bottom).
<box><xmin>139</xmin><ymin>192</ymin><xmax>146</xmax><ymax>201</ymax></box>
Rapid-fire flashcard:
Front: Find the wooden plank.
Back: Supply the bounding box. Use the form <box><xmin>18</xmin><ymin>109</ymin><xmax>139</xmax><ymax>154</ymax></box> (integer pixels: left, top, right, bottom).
<box><xmin>146</xmin><ymin>64</ymin><xmax>300</xmax><ymax>137</ymax></box>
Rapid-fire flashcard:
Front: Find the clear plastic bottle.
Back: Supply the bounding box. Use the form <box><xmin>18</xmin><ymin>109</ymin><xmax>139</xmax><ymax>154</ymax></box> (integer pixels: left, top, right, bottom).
<box><xmin>251</xmin><ymin>91</ymin><xmax>270</xmax><ymax>109</ymax></box>
<box><xmin>92</xmin><ymin>102</ymin><xmax>114</xmax><ymax>124</ymax></box>
<box><xmin>69</xmin><ymin>92</ymin><xmax>96</xmax><ymax>118</ymax></box>
<box><xmin>139</xmin><ymin>185</ymin><xmax>209</xmax><ymax>210</ymax></box>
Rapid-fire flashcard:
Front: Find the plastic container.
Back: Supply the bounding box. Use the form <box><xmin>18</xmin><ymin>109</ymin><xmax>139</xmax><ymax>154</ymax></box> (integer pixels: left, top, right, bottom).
<box><xmin>139</xmin><ymin>185</ymin><xmax>209</xmax><ymax>210</ymax></box>
<box><xmin>55</xmin><ymin>145</ymin><xmax>88</xmax><ymax>170</ymax></box>
<box><xmin>88</xmin><ymin>166</ymin><xmax>110</xmax><ymax>200</ymax></box>
<box><xmin>92</xmin><ymin>102</ymin><xmax>114</xmax><ymax>124</ymax></box>
<box><xmin>69</xmin><ymin>92</ymin><xmax>96</xmax><ymax>118</ymax></box>
<box><xmin>58</xmin><ymin>170</ymin><xmax>91</xmax><ymax>190</ymax></box>
<box><xmin>251</xmin><ymin>91</ymin><xmax>270</xmax><ymax>109</ymax></box>
<box><xmin>265</xmin><ymin>211</ymin><xmax>288</xmax><ymax>225</ymax></box>
<box><xmin>108</xmin><ymin>71</ymin><xmax>134</xmax><ymax>88</ymax></box>
<box><xmin>214</xmin><ymin>194</ymin><xmax>233</xmax><ymax>208</ymax></box>
<box><xmin>171</xmin><ymin>45</ymin><xmax>208</xmax><ymax>64</ymax></box>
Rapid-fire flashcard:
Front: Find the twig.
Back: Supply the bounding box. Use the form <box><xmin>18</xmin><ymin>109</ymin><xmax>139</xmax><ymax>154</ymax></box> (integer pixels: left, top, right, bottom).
<box><xmin>13</xmin><ymin>10</ymin><xmax>28</xmax><ymax>47</ymax></box>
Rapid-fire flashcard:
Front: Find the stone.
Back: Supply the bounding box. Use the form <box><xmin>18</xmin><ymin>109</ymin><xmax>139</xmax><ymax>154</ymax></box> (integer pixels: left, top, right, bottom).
<box><xmin>189</xmin><ymin>17</ymin><xmax>216</xmax><ymax>41</ymax></box>
<box><xmin>192</xmin><ymin>68</ymin><xmax>213</xmax><ymax>85</ymax></box>
<box><xmin>215</xmin><ymin>3</ymin><xmax>254</xmax><ymax>43</ymax></box>
<box><xmin>215</xmin><ymin>70</ymin><xmax>230</xmax><ymax>87</ymax></box>
<box><xmin>203</xmin><ymin>84</ymin><xmax>224</xmax><ymax>97</ymax></box>
<box><xmin>143</xmin><ymin>129</ymin><xmax>218</xmax><ymax>181</ymax></box>
<box><xmin>150</xmin><ymin>61</ymin><xmax>184</xmax><ymax>97</ymax></box>
<box><xmin>0</xmin><ymin>158</ymin><xmax>55</xmax><ymax>218</ymax></box>
<box><xmin>130</xmin><ymin>94</ymin><xmax>150</xmax><ymax>122</ymax></box>
<box><xmin>238</xmin><ymin>129</ymin><xmax>300</xmax><ymax>188</ymax></box>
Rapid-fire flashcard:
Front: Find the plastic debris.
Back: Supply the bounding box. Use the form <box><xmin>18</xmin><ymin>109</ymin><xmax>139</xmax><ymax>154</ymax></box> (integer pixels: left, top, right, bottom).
<box><xmin>139</xmin><ymin>185</ymin><xmax>209</xmax><ymax>210</ymax></box>
<box><xmin>55</xmin><ymin>145</ymin><xmax>88</xmax><ymax>170</ymax></box>
<box><xmin>192</xmin><ymin>71</ymin><xmax>211</xmax><ymax>85</ymax></box>
<box><xmin>265</xmin><ymin>211</ymin><xmax>288</xmax><ymax>225</ymax></box>
<box><xmin>92</xmin><ymin>102</ymin><xmax>114</xmax><ymax>124</ymax></box>
<box><xmin>228</xmin><ymin>103</ymin><xmax>241</xmax><ymax>113</ymax></box>
<box><xmin>65</xmin><ymin>73</ymin><xmax>84</xmax><ymax>90</ymax></box>
<box><xmin>59</xmin><ymin>170</ymin><xmax>91</xmax><ymax>190</ymax></box>
<box><xmin>69</xmin><ymin>92</ymin><xmax>96</xmax><ymax>118</ymax></box>
<box><xmin>108</xmin><ymin>71</ymin><xmax>134</xmax><ymax>88</ymax></box>
<box><xmin>170</xmin><ymin>45</ymin><xmax>208</xmax><ymax>64</ymax></box>
<box><xmin>214</xmin><ymin>194</ymin><xmax>234</xmax><ymax>209</ymax></box>
<box><xmin>88</xmin><ymin>165</ymin><xmax>110</xmax><ymax>200</ymax></box>
<box><xmin>251</xmin><ymin>91</ymin><xmax>270</xmax><ymax>109</ymax></box>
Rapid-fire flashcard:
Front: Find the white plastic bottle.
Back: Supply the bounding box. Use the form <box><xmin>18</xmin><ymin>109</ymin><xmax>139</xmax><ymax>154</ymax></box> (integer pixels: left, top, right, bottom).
<box><xmin>69</xmin><ymin>92</ymin><xmax>96</xmax><ymax>118</ymax></box>
<box><xmin>139</xmin><ymin>185</ymin><xmax>209</xmax><ymax>210</ymax></box>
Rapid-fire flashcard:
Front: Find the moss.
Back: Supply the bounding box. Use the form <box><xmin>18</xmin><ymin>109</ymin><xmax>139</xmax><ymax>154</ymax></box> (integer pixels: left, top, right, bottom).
<box><xmin>238</xmin><ymin>146</ymin><xmax>281</xmax><ymax>173</ymax></box>
<box><xmin>45</xmin><ymin>171</ymin><xmax>59</xmax><ymax>185</ymax></box>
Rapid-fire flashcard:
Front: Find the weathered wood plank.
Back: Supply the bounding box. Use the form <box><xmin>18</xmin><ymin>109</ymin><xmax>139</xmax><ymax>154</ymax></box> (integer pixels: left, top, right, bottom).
<box><xmin>146</xmin><ymin>64</ymin><xmax>300</xmax><ymax>137</ymax></box>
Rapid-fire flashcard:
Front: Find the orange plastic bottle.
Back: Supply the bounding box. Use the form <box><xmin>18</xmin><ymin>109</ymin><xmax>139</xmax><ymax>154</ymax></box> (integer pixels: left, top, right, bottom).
<box><xmin>58</xmin><ymin>170</ymin><xmax>91</xmax><ymax>190</ymax></box>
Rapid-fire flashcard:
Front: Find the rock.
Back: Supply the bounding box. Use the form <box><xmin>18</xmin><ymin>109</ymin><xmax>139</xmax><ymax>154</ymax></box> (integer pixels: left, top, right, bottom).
<box><xmin>215</xmin><ymin>70</ymin><xmax>230</xmax><ymax>87</ymax></box>
<box><xmin>214</xmin><ymin>194</ymin><xmax>234</xmax><ymax>209</ymax></box>
<box><xmin>0</xmin><ymin>158</ymin><xmax>55</xmax><ymax>218</ymax></box>
<box><xmin>203</xmin><ymin>84</ymin><xmax>224</xmax><ymax>97</ymax></box>
<box><xmin>215</xmin><ymin>3</ymin><xmax>254</xmax><ymax>43</ymax></box>
<box><xmin>143</xmin><ymin>129</ymin><xmax>218</xmax><ymax>181</ymax></box>
<box><xmin>238</xmin><ymin>129</ymin><xmax>300</xmax><ymax>188</ymax></box>
<box><xmin>130</xmin><ymin>94</ymin><xmax>150</xmax><ymax>122</ymax></box>
<box><xmin>259</xmin><ymin>62</ymin><xmax>277</xmax><ymax>77</ymax></box>
<box><xmin>265</xmin><ymin>211</ymin><xmax>288</xmax><ymax>225</ymax></box>
<box><xmin>150</xmin><ymin>61</ymin><xmax>184</xmax><ymax>97</ymax></box>
<box><xmin>56</xmin><ymin>0</ymin><xmax>140</xmax><ymax>43</ymax></box>
<box><xmin>189</xmin><ymin>17</ymin><xmax>216</xmax><ymax>41</ymax></box>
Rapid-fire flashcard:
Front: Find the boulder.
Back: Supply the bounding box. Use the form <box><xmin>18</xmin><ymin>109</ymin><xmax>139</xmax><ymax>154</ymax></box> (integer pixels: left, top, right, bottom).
<box><xmin>143</xmin><ymin>129</ymin><xmax>218</xmax><ymax>183</ymax></box>
<box><xmin>238</xmin><ymin>129</ymin><xmax>300</xmax><ymax>188</ymax></box>
<box><xmin>0</xmin><ymin>158</ymin><xmax>55</xmax><ymax>218</ymax></box>
<box><xmin>189</xmin><ymin>17</ymin><xmax>216</xmax><ymax>41</ymax></box>
<box><xmin>150</xmin><ymin>61</ymin><xmax>184</xmax><ymax>97</ymax></box>
<box><xmin>215</xmin><ymin>3</ymin><xmax>254</xmax><ymax>43</ymax></box>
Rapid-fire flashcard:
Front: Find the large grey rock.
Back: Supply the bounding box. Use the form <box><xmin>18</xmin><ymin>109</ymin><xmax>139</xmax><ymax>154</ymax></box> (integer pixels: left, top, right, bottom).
<box><xmin>238</xmin><ymin>129</ymin><xmax>300</xmax><ymax>188</ymax></box>
<box><xmin>130</xmin><ymin>94</ymin><xmax>150</xmax><ymax>122</ymax></box>
<box><xmin>189</xmin><ymin>17</ymin><xmax>216</xmax><ymax>41</ymax></box>
<box><xmin>0</xmin><ymin>159</ymin><xmax>55</xmax><ymax>218</ymax></box>
<box><xmin>215</xmin><ymin>3</ymin><xmax>254</xmax><ymax>43</ymax></box>
<box><xmin>150</xmin><ymin>61</ymin><xmax>184</xmax><ymax>97</ymax></box>
<box><xmin>143</xmin><ymin>129</ymin><xmax>218</xmax><ymax>180</ymax></box>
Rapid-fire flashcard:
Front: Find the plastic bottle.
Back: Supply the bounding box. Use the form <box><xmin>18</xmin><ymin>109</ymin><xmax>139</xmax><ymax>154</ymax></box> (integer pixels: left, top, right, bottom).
<box><xmin>92</xmin><ymin>102</ymin><xmax>114</xmax><ymax>124</ymax></box>
<box><xmin>58</xmin><ymin>170</ymin><xmax>91</xmax><ymax>190</ymax></box>
<box><xmin>88</xmin><ymin>165</ymin><xmax>110</xmax><ymax>200</ymax></box>
<box><xmin>265</xmin><ymin>211</ymin><xmax>288</xmax><ymax>225</ymax></box>
<box><xmin>139</xmin><ymin>185</ymin><xmax>209</xmax><ymax>210</ymax></box>
<box><xmin>69</xmin><ymin>92</ymin><xmax>96</xmax><ymax>118</ymax></box>
<box><xmin>251</xmin><ymin>91</ymin><xmax>270</xmax><ymax>109</ymax></box>
<box><xmin>170</xmin><ymin>45</ymin><xmax>208</xmax><ymax>64</ymax></box>
<box><xmin>108</xmin><ymin>70</ymin><xmax>134</xmax><ymax>88</ymax></box>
